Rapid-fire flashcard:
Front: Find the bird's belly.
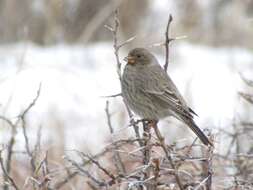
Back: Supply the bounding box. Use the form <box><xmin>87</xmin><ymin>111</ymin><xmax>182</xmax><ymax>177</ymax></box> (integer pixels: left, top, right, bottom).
<box><xmin>123</xmin><ymin>88</ymin><xmax>171</xmax><ymax>120</ymax></box>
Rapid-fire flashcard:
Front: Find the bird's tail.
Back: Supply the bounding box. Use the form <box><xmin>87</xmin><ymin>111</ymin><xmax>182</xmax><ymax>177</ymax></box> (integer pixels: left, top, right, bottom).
<box><xmin>183</xmin><ymin>118</ymin><xmax>213</xmax><ymax>146</ymax></box>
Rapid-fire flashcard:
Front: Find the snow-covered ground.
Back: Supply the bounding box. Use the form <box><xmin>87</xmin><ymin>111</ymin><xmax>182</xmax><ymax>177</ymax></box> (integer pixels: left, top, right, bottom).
<box><xmin>0</xmin><ymin>42</ymin><xmax>252</xmax><ymax>152</ymax></box>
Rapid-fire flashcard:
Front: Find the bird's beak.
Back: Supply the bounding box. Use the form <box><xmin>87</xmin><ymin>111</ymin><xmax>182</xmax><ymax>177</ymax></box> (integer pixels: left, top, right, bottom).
<box><xmin>124</xmin><ymin>56</ymin><xmax>136</xmax><ymax>65</ymax></box>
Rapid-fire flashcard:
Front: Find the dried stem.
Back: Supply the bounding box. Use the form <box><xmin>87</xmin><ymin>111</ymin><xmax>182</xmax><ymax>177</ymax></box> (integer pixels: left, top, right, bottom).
<box><xmin>164</xmin><ymin>14</ymin><xmax>174</xmax><ymax>72</ymax></box>
<box><xmin>153</xmin><ymin>123</ymin><xmax>184</xmax><ymax>190</ymax></box>
<box><xmin>105</xmin><ymin>100</ymin><xmax>126</xmax><ymax>174</ymax></box>
<box><xmin>79</xmin><ymin>152</ymin><xmax>117</xmax><ymax>185</ymax></box>
<box><xmin>142</xmin><ymin>121</ymin><xmax>152</xmax><ymax>189</ymax></box>
<box><xmin>0</xmin><ymin>151</ymin><xmax>20</xmax><ymax>190</ymax></box>
<box><xmin>0</xmin><ymin>116</ymin><xmax>18</xmax><ymax>190</ymax></box>
<box><xmin>19</xmin><ymin>84</ymin><xmax>41</xmax><ymax>174</ymax></box>
<box><xmin>202</xmin><ymin>134</ymin><xmax>214</xmax><ymax>190</ymax></box>
<box><xmin>64</xmin><ymin>156</ymin><xmax>106</xmax><ymax>187</ymax></box>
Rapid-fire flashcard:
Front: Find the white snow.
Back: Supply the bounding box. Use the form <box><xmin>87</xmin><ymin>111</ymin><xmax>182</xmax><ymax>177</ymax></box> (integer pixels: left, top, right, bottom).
<box><xmin>0</xmin><ymin>42</ymin><xmax>252</xmax><ymax>152</ymax></box>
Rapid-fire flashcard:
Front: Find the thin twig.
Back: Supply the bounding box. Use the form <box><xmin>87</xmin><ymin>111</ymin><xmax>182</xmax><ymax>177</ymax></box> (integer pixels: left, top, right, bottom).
<box><xmin>111</xmin><ymin>10</ymin><xmax>122</xmax><ymax>82</ymax></box>
<box><xmin>53</xmin><ymin>137</ymin><xmax>138</xmax><ymax>189</ymax></box>
<box><xmin>164</xmin><ymin>14</ymin><xmax>174</xmax><ymax>72</ymax></box>
<box><xmin>194</xmin><ymin>174</ymin><xmax>211</xmax><ymax>190</ymax></box>
<box><xmin>79</xmin><ymin>152</ymin><xmax>117</xmax><ymax>185</ymax></box>
<box><xmin>152</xmin><ymin>158</ymin><xmax>160</xmax><ymax>189</ymax></box>
<box><xmin>239</xmin><ymin>72</ymin><xmax>253</xmax><ymax>87</ymax></box>
<box><xmin>153</xmin><ymin>123</ymin><xmax>184</xmax><ymax>190</ymax></box>
<box><xmin>0</xmin><ymin>116</ymin><xmax>17</xmax><ymax>190</ymax></box>
<box><xmin>202</xmin><ymin>134</ymin><xmax>214</xmax><ymax>190</ymax></box>
<box><xmin>19</xmin><ymin>83</ymin><xmax>42</xmax><ymax>173</ymax></box>
<box><xmin>101</xmin><ymin>93</ymin><xmax>122</xmax><ymax>98</ymax></box>
<box><xmin>118</xmin><ymin>36</ymin><xmax>137</xmax><ymax>49</ymax></box>
<box><xmin>142</xmin><ymin>121</ymin><xmax>152</xmax><ymax>186</ymax></box>
<box><xmin>0</xmin><ymin>151</ymin><xmax>20</xmax><ymax>190</ymax></box>
<box><xmin>64</xmin><ymin>156</ymin><xmax>106</xmax><ymax>187</ymax></box>
<box><xmin>19</xmin><ymin>83</ymin><xmax>42</xmax><ymax>118</ymax></box>
<box><xmin>105</xmin><ymin>100</ymin><xmax>126</xmax><ymax>174</ymax></box>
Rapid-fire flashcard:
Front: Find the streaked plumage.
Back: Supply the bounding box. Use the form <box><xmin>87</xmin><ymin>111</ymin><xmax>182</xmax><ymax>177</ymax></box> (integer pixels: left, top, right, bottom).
<box><xmin>121</xmin><ymin>48</ymin><xmax>212</xmax><ymax>146</ymax></box>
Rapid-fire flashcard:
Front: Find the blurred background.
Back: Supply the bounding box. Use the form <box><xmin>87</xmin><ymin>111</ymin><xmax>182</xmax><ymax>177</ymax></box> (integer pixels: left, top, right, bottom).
<box><xmin>1</xmin><ymin>0</ymin><xmax>253</xmax><ymax>46</ymax></box>
<box><xmin>0</xmin><ymin>0</ymin><xmax>253</xmax><ymax>188</ymax></box>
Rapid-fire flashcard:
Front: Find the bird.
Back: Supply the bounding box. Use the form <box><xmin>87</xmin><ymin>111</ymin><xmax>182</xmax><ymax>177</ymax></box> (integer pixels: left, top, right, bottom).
<box><xmin>121</xmin><ymin>48</ymin><xmax>212</xmax><ymax>146</ymax></box>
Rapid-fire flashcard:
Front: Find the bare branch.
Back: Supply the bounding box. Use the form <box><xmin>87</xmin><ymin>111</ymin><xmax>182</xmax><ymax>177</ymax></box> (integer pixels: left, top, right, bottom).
<box><xmin>101</xmin><ymin>93</ymin><xmax>122</xmax><ymax>98</ymax></box>
<box><xmin>0</xmin><ymin>150</ymin><xmax>20</xmax><ymax>190</ymax></box>
<box><xmin>202</xmin><ymin>134</ymin><xmax>214</xmax><ymax>190</ymax></box>
<box><xmin>239</xmin><ymin>72</ymin><xmax>253</xmax><ymax>87</ymax></box>
<box><xmin>153</xmin><ymin>123</ymin><xmax>184</xmax><ymax>190</ymax></box>
<box><xmin>118</xmin><ymin>35</ymin><xmax>137</xmax><ymax>48</ymax></box>
<box><xmin>239</xmin><ymin>92</ymin><xmax>253</xmax><ymax>104</ymax></box>
<box><xmin>194</xmin><ymin>174</ymin><xmax>211</xmax><ymax>190</ymax></box>
<box><xmin>19</xmin><ymin>83</ymin><xmax>42</xmax><ymax>173</ymax></box>
<box><xmin>164</xmin><ymin>14</ymin><xmax>174</xmax><ymax>72</ymax></box>
<box><xmin>19</xmin><ymin>83</ymin><xmax>42</xmax><ymax>118</ymax></box>
<box><xmin>78</xmin><ymin>152</ymin><xmax>117</xmax><ymax>185</ymax></box>
<box><xmin>0</xmin><ymin>116</ymin><xmax>18</xmax><ymax>190</ymax></box>
<box><xmin>64</xmin><ymin>156</ymin><xmax>106</xmax><ymax>187</ymax></box>
<box><xmin>105</xmin><ymin>10</ymin><xmax>136</xmax><ymax>82</ymax></box>
<box><xmin>105</xmin><ymin>100</ymin><xmax>126</xmax><ymax>174</ymax></box>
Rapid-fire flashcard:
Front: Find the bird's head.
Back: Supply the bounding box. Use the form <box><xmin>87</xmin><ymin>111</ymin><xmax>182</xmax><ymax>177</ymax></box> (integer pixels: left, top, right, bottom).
<box><xmin>124</xmin><ymin>48</ymin><xmax>156</xmax><ymax>66</ymax></box>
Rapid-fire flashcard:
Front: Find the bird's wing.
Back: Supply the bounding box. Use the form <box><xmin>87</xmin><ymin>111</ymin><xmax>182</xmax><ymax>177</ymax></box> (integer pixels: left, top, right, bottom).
<box><xmin>145</xmin><ymin>88</ymin><xmax>194</xmax><ymax>119</ymax></box>
<box><xmin>142</xmin><ymin>65</ymin><xmax>194</xmax><ymax>119</ymax></box>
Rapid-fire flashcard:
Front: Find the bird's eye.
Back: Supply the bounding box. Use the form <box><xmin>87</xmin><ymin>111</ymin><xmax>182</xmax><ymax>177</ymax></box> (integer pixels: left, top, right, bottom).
<box><xmin>137</xmin><ymin>55</ymin><xmax>141</xmax><ymax>58</ymax></box>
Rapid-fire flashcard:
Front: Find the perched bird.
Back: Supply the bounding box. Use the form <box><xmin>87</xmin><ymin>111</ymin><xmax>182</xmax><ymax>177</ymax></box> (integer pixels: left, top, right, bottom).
<box><xmin>121</xmin><ymin>48</ymin><xmax>212</xmax><ymax>146</ymax></box>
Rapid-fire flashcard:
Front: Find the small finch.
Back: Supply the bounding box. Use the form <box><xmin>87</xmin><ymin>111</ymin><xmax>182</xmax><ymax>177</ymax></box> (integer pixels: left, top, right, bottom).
<box><xmin>121</xmin><ymin>48</ymin><xmax>212</xmax><ymax>146</ymax></box>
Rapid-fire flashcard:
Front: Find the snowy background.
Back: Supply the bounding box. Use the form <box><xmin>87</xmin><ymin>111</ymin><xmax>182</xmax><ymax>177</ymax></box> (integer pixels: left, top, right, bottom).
<box><xmin>0</xmin><ymin>42</ymin><xmax>252</xmax><ymax>153</ymax></box>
